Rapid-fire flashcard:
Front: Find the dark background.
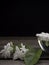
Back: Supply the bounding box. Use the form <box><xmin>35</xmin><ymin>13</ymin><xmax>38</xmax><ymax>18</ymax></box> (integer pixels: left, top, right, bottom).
<box><xmin>0</xmin><ymin>0</ymin><xmax>49</xmax><ymax>36</ymax></box>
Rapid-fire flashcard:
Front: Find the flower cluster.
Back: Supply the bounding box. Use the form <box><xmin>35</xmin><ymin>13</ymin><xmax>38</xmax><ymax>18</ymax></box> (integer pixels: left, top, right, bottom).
<box><xmin>36</xmin><ymin>32</ymin><xmax>49</xmax><ymax>41</ymax></box>
<box><xmin>0</xmin><ymin>42</ymin><xmax>29</xmax><ymax>60</ymax></box>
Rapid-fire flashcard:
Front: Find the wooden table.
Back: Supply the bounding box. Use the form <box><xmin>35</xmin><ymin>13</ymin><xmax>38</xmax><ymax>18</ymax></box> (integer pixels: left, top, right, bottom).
<box><xmin>0</xmin><ymin>37</ymin><xmax>49</xmax><ymax>65</ymax></box>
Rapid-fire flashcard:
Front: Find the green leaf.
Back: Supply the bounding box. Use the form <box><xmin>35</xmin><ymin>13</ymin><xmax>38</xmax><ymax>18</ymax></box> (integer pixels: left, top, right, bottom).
<box><xmin>24</xmin><ymin>48</ymin><xmax>42</xmax><ymax>65</ymax></box>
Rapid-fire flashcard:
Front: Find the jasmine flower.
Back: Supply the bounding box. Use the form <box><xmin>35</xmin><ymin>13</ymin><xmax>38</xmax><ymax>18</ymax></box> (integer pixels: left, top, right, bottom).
<box><xmin>13</xmin><ymin>43</ymin><xmax>29</xmax><ymax>60</ymax></box>
<box><xmin>20</xmin><ymin>43</ymin><xmax>29</xmax><ymax>54</ymax></box>
<box><xmin>13</xmin><ymin>46</ymin><xmax>24</xmax><ymax>60</ymax></box>
<box><xmin>0</xmin><ymin>42</ymin><xmax>13</xmax><ymax>58</ymax></box>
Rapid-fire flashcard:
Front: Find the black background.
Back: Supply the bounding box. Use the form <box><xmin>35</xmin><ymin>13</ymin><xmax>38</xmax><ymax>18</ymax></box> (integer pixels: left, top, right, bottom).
<box><xmin>0</xmin><ymin>0</ymin><xmax>49</xmax><ymax>36</ymax></box>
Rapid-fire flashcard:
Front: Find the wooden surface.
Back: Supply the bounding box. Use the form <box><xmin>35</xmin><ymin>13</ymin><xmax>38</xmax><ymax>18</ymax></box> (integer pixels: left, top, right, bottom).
<box><xmin>0</xmin><ymin>37</ymin><xmax>49</xmax><ymax>65</ymax></box>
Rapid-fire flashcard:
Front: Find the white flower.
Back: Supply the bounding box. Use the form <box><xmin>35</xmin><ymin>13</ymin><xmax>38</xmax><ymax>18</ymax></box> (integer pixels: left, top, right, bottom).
<box><xmin>0</xmin><ymin>42</ymin><xmax>13</xmax><ymax>58</ymax></box>
<box><xmin>36</xmin><ymin>32</ymin><xmax>49</xmax><ymax>41</ymax></box>
<box><xmin>20</xmin><ymin>43</ymin><xmax>29</xmax><ymax>54</ymax></box>
<box><xmin>13</xmin><ymin>46</ymin><xmax>24</xmax><ymax>60</ymax></box>
<box><xmin>13</xmin><ymin>43</ymin><xmax>29</xmax><ymax>60</ymax></box>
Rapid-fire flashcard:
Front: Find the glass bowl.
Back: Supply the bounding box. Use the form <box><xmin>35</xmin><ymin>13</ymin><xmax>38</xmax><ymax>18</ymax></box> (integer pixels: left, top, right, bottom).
<box><xmin>36</xmin><ymin>32</ymin><xmax>49</xmax><ymax>53</ymax></box>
